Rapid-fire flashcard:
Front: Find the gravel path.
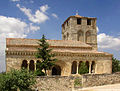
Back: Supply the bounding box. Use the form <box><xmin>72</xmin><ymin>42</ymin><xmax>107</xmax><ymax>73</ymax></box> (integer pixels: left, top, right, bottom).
<box><xmin>75</xmin><ymin>84</ymin><xmax>120</xmax><ymax>91</ymax></box>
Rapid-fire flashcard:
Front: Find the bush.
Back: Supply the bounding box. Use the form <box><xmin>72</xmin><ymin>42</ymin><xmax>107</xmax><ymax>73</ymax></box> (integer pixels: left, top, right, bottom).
<box><xmin>0</xmin><ymin>69</ymin><xmax>36</xmax><ymax>91</ymax></box>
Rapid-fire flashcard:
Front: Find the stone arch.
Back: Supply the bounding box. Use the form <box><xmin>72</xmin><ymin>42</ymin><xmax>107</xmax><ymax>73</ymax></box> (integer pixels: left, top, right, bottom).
<box><xmin>21</xmin><ymin>60</ymin><xmax>28</xmax><ymax>69</ymax></box>
<box><xmin>77</xmin><ymin>30</ymin><xmax>83</xmax><ymax>42</ymax></box>
<box><xmin>71</xmin><ymin>61</ymin><xmax>77</xmax><ymax>74</ymax></box>
<box><xmin>52</xmin><ymin>65</ymin><xmax>61</xmax><ymax>75</ymax></box>
<box><xmin>29</xmin><ymin>60</ymin><xmax>35</xmax><ymax>71</ymax></box>
<box><xmin>91</xmin><ymin>61</ymin><xmax>95</xmax><ymax>73</ymax></box>
<box><xmin>86</xmin><ymin>31</ymin><xmax>91</xmax><ymax>43</ymax></box>
<box><xmin>36</xmin><ymin>60</ymin><xmax>40</xmax><ymax>70</ymax></box>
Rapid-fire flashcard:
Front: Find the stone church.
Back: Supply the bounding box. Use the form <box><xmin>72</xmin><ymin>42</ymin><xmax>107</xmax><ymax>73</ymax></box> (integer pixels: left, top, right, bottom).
<box><xmin>6</xmin><ymin>14</ymin><xmax>113</xmax><ymax>76</ymax></box>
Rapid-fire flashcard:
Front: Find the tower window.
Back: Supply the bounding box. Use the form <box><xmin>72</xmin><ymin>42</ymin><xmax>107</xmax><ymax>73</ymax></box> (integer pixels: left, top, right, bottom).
<box><xmin>77</xmin><ymin>18</ymin><xmax>81</xmax><ymax>24</ymax></box>
<box><xmin>87</xmin><ymin>19</ymin><xmax>91</xmax><ymax>25</ymax></box>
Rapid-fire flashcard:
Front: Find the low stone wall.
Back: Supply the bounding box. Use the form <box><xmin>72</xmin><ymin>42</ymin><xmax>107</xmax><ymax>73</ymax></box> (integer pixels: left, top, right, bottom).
<box><xmin>82</xmin><ymin>72</ymin><xmax>120</xmax><ymax>87</ymax></box>
<box><xmin>34</xmin><ymin>73</ymin><xmax>120</xmax><ymax>91</ymax></box>
<box><xmin>35</xmin><ymin>76</ymin><xmax>74</xmax><ymax>91</ymax></box>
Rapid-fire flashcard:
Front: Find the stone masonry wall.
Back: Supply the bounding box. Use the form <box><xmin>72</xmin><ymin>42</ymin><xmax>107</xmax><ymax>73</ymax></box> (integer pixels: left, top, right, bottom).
<box><xmin>82</xmin><ymin>72</ymin><xmax>120</xmax><ymax>87</ymax></box>
<box><xmin>35</xmin><ymin>76</ymin><xmax>74</xmax><ymax>91</ymax></box>
<box><xmin>33</xmin><ymin>73</ymin><xmax>120</xmax><ymax>91</ymax></box>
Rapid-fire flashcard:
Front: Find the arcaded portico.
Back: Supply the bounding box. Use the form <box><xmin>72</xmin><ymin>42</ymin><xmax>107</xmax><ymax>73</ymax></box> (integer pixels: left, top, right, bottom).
<box><xmin>20</xmin><ymin>60</ymin><xmax>95</xmax><ymax>75</ymax></box>
<box><xmin>6</xmin><ymin>14</ymin><xmax>113</xmax><ymax>76</ymax></box>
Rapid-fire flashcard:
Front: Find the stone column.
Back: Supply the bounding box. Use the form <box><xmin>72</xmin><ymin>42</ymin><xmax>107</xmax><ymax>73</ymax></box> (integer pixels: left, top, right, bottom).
<box><xmin>89</xmin><ymin>61</ymin><xmax>92</xmax><ymax>74</ymax></box>
<box><xmin>47</xmin><ymin>70</ymin><xmax>52</xmax><ymax>76</ymax></box>
<box><xmin>34</xmin><ymin>60</ymin><xmax>36</xmax><ymax>71</ymax></box>
<box><xmin>76</xmin><ymin>61</ymin><xmax>79</xmax><ymax>74</ymax></box>
<box><xmin>27</xmin><ymin>61</ymin><xmax>30</xmax><ymax>71</ymax></box>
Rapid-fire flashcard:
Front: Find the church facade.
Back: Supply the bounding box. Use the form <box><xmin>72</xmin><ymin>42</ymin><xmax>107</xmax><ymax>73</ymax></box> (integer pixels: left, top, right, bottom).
<box><xmin>6</xmin><ymin>15</ymin><xmax>113</xmax><ymax>76</ymax></box>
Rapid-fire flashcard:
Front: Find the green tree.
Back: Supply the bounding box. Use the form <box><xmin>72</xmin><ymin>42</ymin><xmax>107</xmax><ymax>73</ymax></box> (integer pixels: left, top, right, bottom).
<box><xmin>112</xmin><ymin>57</ymin><xmax>120</xmax><ymax>73</ymax></box>
<box><xmin>0</xmin><ymin>69</ymin><xmax>36</xmax><ymax>91</ymax></box>
<box><xmin>35</xmin><ymin>61</ymin><xmax>45</xmax><ymax>76</ymax></box>
<box><xmin>36</xmin><ymin>35</ymin><xmax>57</xmax><ymax>75</ymax></box>
<box><xmin>78</xmin><ymin>62</ymin><xmax>89</xmax><ymax>74</ymax></box>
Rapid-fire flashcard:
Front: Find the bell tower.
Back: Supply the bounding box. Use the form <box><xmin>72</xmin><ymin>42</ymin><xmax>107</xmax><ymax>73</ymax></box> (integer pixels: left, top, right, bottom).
<box><xmin>62</xmin><ymin>15</ymin><xmax>97</xmax><ymax>50</ymax></box>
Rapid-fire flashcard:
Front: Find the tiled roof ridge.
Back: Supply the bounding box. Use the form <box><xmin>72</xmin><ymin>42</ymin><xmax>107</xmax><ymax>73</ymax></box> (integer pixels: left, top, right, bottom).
<box><xmin>6</xmin><ymin>38</ymin><xmax>90</xmax><ymax>44</ymax></box>
<box><xmin>6</xmin><ymin>38</ymin><xmax>92</xmax><ymax>48</ymax></box>
<box><xmin>6</xmin><ymin>38</ymin><xmax>84</xmax><ymax>42</ymax></box>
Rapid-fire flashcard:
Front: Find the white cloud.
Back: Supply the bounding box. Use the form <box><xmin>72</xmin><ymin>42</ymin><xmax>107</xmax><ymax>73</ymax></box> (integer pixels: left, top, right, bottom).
<box><xmin>98</xmin><ymin>33</ymin><xmax>120</xmax><ymax>50</ymax></box>
<box><xmin>52</xmin><ymin>13</ymin><xmax>58</xmax><ymax>19</ymax></box>
<box><xmin>0</xmin><ymin>15</ymin><xmax>29</xmax><ymax>55</ymax></box>
<box><xmin>16</xmin><ymin>4</ymin><xmax>49</xmax><ymax>23</ymax></box>
<box><xmin>11</xmin><ymin>0</ymin><xmax>20</xmax><ymax>2</ymax></box>
<box><xmin>40</xmin><ymin>5</ymin><xmax>49</xmax><ymax>13</ymax></box>
<box><xmin>29</xmin><ymin>23</ymin><xmax>40</xmax><ymax>31</ymax></box>
<box><xmin>0</xmin><ymin>16</ymin><xmax>28</xmax><ymax>38</ymax></box>
<box><xmin>0</xmin><ymin>15</ymin><xmax>40</xmax><ymax>39</ymax></box>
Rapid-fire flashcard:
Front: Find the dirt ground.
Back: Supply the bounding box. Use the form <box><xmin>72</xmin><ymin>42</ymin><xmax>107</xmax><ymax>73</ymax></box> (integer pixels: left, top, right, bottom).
<box><xmin>75</xmin><ymin>83</ymin><xmax>120</xmax><ymax>91</ymax></box>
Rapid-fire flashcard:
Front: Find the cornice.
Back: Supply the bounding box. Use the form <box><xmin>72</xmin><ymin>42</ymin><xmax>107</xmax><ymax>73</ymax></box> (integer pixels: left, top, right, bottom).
<box><xmin>6</xmin><ymin>51</ymin><xmax>113</xmax><ymax>58</ymax></box>
<box><xmin>6</xmin><ymin>45</ymin><xmax>92</xmax><ymax>49</ymax></box>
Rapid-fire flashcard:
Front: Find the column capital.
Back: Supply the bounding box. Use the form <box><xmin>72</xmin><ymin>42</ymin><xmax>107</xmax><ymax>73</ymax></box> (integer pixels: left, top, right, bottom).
<box><xmin>34</xmin><ymin>60</ymin><xmax>37</xmax><ymax>64</ymax></box>
<box><xmin>89</xmin><ymin>61</ymin><xmax>92</xmax><ymax>64</ymax></box>
<box><xmin>77</xmin><ymin>61</ymin><xmax>79</xmax><ymax>65</ymax></box>
<box><xmin>27</xmin><ymin>61</ymin><xmax>30</xmax><ymax>64</ymax></box>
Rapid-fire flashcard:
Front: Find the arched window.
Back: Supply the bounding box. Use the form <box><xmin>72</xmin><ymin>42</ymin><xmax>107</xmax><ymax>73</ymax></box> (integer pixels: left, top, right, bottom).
<box><xmin>21</xmin><ymin>60</ymin><xmax>28</xmax><ymax>69</ymax></box>
<box><xmin>77</xmin><ymin>30</ymin><xmax>83</xmax><ymax>42</ymax></box>
<box><xmin>71</xmin><ymin>61</ymin><xmax>77</xmax><ymax>74</ymax></box>
<box><xmin>52</xmin><ymin>65</ymin><xmax>61</xmax><ymax>75</ymax></box>
<box><xmin>29</xmin><ymin>60</ymin><xmax>35</xmax><ymax>71</ymax></box>
<box><xmin>91</xmin><ymin>61</ymin><xmax>95</xmax><ymax>73</ymax></box>
<box><xmin>86</xmin><ymin>31</ymin><xmax>91</xmax><ymax>43</ymax></box>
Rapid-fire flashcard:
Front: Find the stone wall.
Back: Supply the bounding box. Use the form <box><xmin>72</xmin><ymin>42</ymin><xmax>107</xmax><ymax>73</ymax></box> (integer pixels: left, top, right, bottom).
<box><xmin>33</xmin><ymin>73</ymin><xmax>120</xmax><ymax>91</ymax></box>
<box><xmin>82</xmin><ymin>72</ymin><xmax>120</xmax><ymax>87</ymax></box>
<box><xmin>35</xmin><ymin>76</ymin><xmax>74</xmax><ymax>91</ymax></box>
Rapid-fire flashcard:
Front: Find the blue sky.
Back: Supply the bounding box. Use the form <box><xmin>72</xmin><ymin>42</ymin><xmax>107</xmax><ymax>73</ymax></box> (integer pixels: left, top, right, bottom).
<box><xmin>0</xmin><ymin>0</ymin><xmax>120</xmax><ymax>72</ymax></box>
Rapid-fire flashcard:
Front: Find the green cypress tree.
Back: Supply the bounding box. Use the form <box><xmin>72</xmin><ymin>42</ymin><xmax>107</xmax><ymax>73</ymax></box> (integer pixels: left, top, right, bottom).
<box><xmin>36</xmin><ymin>35</ymin><xmax>57</xmax><ymax>75</ymax></box>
